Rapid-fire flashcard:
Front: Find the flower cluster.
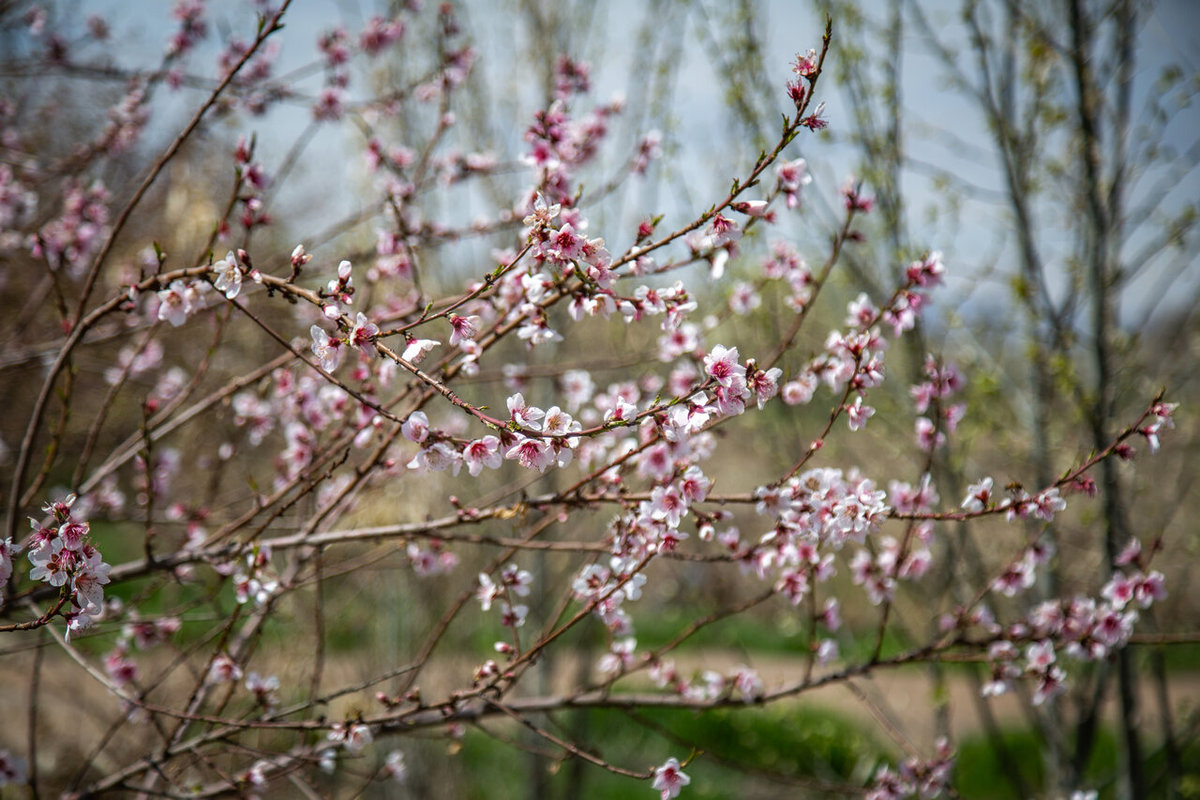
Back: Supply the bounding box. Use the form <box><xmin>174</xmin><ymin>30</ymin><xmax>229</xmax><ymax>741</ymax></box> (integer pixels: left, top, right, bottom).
<box><xmin>24</xmin><ymin>496</ymin><xmax>112</xmax><ymax>638</ymax></box>
<box><xmin>867</xmin><ymin>738</ymin><xmax>955</xmax><ymax>800</ymax></box>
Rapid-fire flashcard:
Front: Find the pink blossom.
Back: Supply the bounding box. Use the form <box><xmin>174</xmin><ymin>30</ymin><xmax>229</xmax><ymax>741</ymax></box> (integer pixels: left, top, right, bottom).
<box><xmin>207</xmin><ymin>653</ymin><xmax>243</xmax><ymax>684</ymax></box>
<box><xmin>507</xmin><ymin>393</ymin><xmax>544</xmax><ymax>430</ymax></box>
<box><xmin>349</xmin><ymin>312</ymin><xmax>379</xmax><ymax>356</ymax></box>
<box><xmin>401</xmin><ymin>411</ymin><xmax>429</xmax><ymax>443</ymax></box>
<box><xmin>384</xmin><ymin>750</ymin><xmax>407</xmax><ymax>783</ymax></box>
<box><xmin>310</xmin><ymin>325</ymin><xmax>343</xmax><ymax>372</ymax></box>
<box><xmin>846</xmin><ymin>396</ymin><xmax>875</xmax><ymax>431</ymax></box>
<box><xmin>401</xmin><ymin>337</ymin><xmax>440</xmax><ymax>364</ymax></box>
<box><xmin>1115</xmin><ymin>537</ymin><xmax>1142</xmax><ymax>566</ymax></box>
<box><xmin>781</xmin><ymin>374</ymin><xmax>817</xmax><ymax>405</ymax></box>
<box><xmin>328</xmin><ymin>722</ymin><xmax>373</xmax><ymax>753</ymax></box>
<box><xmin>505</xmin><ymin>436</ymin><xmax>554</xmax><ymax>472</ymax></box>
<box><xmin>28</xmin><ymin>539</ymin><xmax>70</xmax><ymax>586</ymax></box>
<box><xmin>728</xmin><ymin>282</ymin><xmax>761</xmax><ymax>315</ymax></box>
<box><xmin>705</xmin><ymin>213</ymin><xmax>739</xmax><ymax>247</ymax></box>
<box><xmin>731</xmin><ymin>199</ymin><xmax>769</xmax><ymax>217</ymax></box>
<box><xmin>211</xmin><ymin>250</ymin><xmax>241</xmax><ymax>299</ymax></box>
<box><xmin>104</xmin><ymin>648</ymin><xmax>139</xmax><ymax>686</ymax></box>
<box><xmin>1133</xmin><ymin>571</ymin><xmax>1167</xmax><ymax>607</ymax></box>
<box><xmin>462</xmin><ymin>436</ymin><xmax>502</xmax><ymax>475</ymax></box>
<box><xmin>1029</xmin><ymin>488</ymin><xmax>1066</xmax><ymax>521</ymax></box>
<box><xmin>905</xmin><ymin>251</ymin><xmax>945</xmax><ymax>287</ymax></box>
<box><xmin>1025</xmin><ymin>640</ymin><xmax>1056</xmax><ymax>671</ymax></box>
<box><xmin>499</xmin><ymin>601</ymin><xmax>527</xmax><ymax>628</ymax></box>
<box><xmin>776</xmin><ymin>158</ymin><xmax>811</xmax><ymax>209</ymax></box>
<box><xmin>290</xmin><ymin>243</ymin><xmax>312</xmax><ymax>271</ymax></box>
<box><xmin>962</xmin><ymin>477</ymin><xmax>993</xmax><ymax>512</ymax></box>
<box><xmin>703</xmin><ymin>344</ymin><xmax>744</xmax><ymax>387</ymax></box>
<box><xmin>245</xmin><ymin>672</ymin><xmax>280</xmax><ymax>708</ymax></box>
<box><xmin>58</xmin><ymin>520</ymin><xmax>88</xmax><ymax>551</ymax></box>
<box><xmin>792</xmin><ymin>48</ymin><xmax>819</xmax><ymax>78</ymax></box>
<box><xmin>72</xmin><ymin>558</ymin><xmax>110</xmax><ymax>610</ymax></box>
<box><xmin>652</xmin><ymin>757</ymin><xmax>691</xmax><ymax>799</ymax></box>
<box><xmin>359</xmin><ymin>16</ymin><xmax>404</xmax><ymax>54</ymax></box>
<box><xmin>448</xmin><ymin>313</ymin><xmax>481</xmax><ymax>346</ymax></box>
<box><xmin>313</xmin><ymin>88</ymin><xmax>345</xmax><ymax>121</ymax></box>
<box><xmin>0</xmin><ymin>538</ymin><xmax>15</xmax><ymax>584</ymax></box>
<box><xmin>157</xmin><ymin>280</ymin><xmax>194</xmax><ymax>327</ymax></box>
<box><xmin>408</xmin><ymin>442</ymin><xmax>462</xmax><ymax>474</ymax></box>
<box><xmin>915</xmin><ymin>417</ymin><xmax>945</xmax><ymax>451</ymax></box>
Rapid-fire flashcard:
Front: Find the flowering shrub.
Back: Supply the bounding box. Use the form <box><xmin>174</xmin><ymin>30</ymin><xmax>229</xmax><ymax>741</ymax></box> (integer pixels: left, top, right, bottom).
<box><xmin>0</xmin><ymin>2</ymin><xmax>1186</xmax><ymax>798</ymax></box>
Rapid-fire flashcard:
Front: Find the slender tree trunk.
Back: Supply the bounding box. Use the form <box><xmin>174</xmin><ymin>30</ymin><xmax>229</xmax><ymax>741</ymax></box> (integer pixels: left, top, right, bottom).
<box><xmin>1068</xmin><ymin>0</ymin><xmax>1143</xmax><ymax>796</ymax></box>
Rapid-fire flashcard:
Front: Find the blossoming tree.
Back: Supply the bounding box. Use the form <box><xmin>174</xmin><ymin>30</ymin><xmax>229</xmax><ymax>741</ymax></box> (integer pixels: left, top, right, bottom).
<box><xmin>0</xmin><ymin>2</ymin><xmax>1188</xmax><ymax>798</ymax></box>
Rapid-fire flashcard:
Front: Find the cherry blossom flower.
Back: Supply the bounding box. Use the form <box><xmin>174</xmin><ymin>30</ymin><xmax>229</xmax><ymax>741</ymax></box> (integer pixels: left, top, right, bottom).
<box><xmin>1115</xmin><ymin>537</ymin><xmax>1141</xmax><ymax>566</ymax></box>
<box><xmin>915</xmin><ymin>416</ymin><xmax>945</xmax><ymax>451</ymax></box>
<box><xmin>290</xmin><ymin>243</ymin><xmax>312</xmax><ymax>271</ymax></box>
<box><xmin>560</xmin><ymin>369</ymin><xmax>595</xmax><ymax>410</ymax></box>
<box><xmin>0</xmin><ymin>538</ymin><xmax>16</xmax><ymax>584</ymax></box>
<box><xmin>104</xmin><ymin>647</ymin><xmax>139</xmax><ymax>686</ymax></box>
<box><xmin>207</xmin><ymin>653</ymin><xmax>243</xmax><ymax>684</ymax></box>
<box><xmin>313</xmin><ymin>87</ymin><xmax>345</xmax><ymax>120</ymax></box>
<box><xmin>328</xmin><ymin>722</ymin><xmax>373</xmax><ymax>752</ymax></box>
<box><xmin>507</xmin><ymin>393</ymin><xmax>544</xmax><ymax>430</ymax></box>
<box><xmin>28</xmin><ymin>538</ymin><xmax>69</xmax><ymax>586</ymax></box>
<box><xmin>597</xmin><ymin>636</ymin><xmax>637</xmax><ymax>676</ymax></box>
<box><xmin>846</xmin><ymin>396</ymin><xmax>875</xmax><ymax>431</ymax></box>
<box><xmin>652</xmin><ymin>757</ymin><xmax>691</xmax><ymax>799</ymax></box>
<box><xmin>500</xmin><ymin>562</ymin><xmax>533</xmax><ymax>596</ymax></box>
<box><xmin>448</xmin><ymin>313</ymin><xmax>481</xmax><ymax>346</ymax></box>
<box><xmin>462</xmin><ymin>436</ymin><xmax>502</xmax><ymax>475</ymax></box>
<box><xmin>776</xmin><ymin>158</ymin><xmax>811</xmax><ymax>209</ymax></box>
<box><xmin>72</xmin><ymin>558</ymin><xmax>111</xmax><ymax>610</ymax></box>
<box><xmin>477</xmin><ymin>572</ymin><xmax>501</xmax><ymax>611</ymax></box>
<box><xmin>384</xmin><ymin>750</ymin><xmax>407</xmax><ymax>783</ymax></box>
<box><xmin>781</xmin><ymin>374</ymin><xmax>817</xmax><ymax>405</ymax></box>
<box><xmin>58</xmin><ymin>519</ymin><xmax>88</xmax><ymax>551</ymax></box>
<box><xmin>505</xmin><ymin>436</ymin><xmax>554</xmax><ymax>472</ymax></box>
<box><xmin>1029</xmin><ymin>488</ymin><xmax>1067</xmax><ymax>521</ymax></box>
<box><xmin>211</xmin><ymin>250</ymin><xmax>241</xmax><ymax>299</ymax></box>
<box><xmin>310</xmin><ymin>325</ymin><xmax>343</xmax><ymax>372</ymax></box>
<box><xmin>816</xmin><ymin>638</ymin><xmax>839</xmax><ymax>665</ymax></box>
<box><xmin>407</xmin><ymin>441</ymin><xmax>462</xmax><ymax>474</ymax></box>
<box><xmin>349</xmin><ymin>312</ymin><xmax>379</xmax><ymax>356</ymax></box>
<box><xmin>1135</xmin><ymin>571</ymin><xmax>1167</xmax><ymax>607</ymax></box>
<box><xmin>1025</xmin><ymin>640</ymin><xmax>1056</xmax><ymax>671</ymax></box>
<box><xmin>703</xmin><ymin>344</ymin><xmax>745</xmax><ymax>387</ymax></box>
<box><xmin>905</xmin><ymin>251</ymin><xmax>945</xmax><ymax>287</ymax></box>
<box><xmin>802</xmin><ymin>102</ymin><xmax>829</xmax><ymax>131</ymax></box>
<box><xmin>705</xmin><ymin>213</ymin><xmax>739</xmax><ymax>247</ymax></box>
<box><xmin>962</xmin><ymin>477</ymin><xmax>993</xmax><ymax>512</ymax></box>
<box><xmin>157</xmin><ymin>280</ymin><xmax>194</xmax><ymax>327</ymax></box>
<box><xmin>499</xmin><ymin>601</ymin><xmax>527</xmax><ymax>628</ymax></box>
<box><xmin>731</xmin><ymin>199</ymin><xmax>769</xmax><ymax>217</ymax></box>
<box><xmin>728</xmin><ymin>282</ymin><xmax>761</xmax><ymax>315</ymax></box>
<box><xmin>402</xmin><ymin>337</ymin><xmax>440</xmax><ymax>364</ymax></box>
<box><xmin>793</xmin><ymin>48</ymin><xmax>819</xmax><ymax>78</ymax></box>
<box><xmin>732</xmin><ymin>665</ymin><xmax>764</xmax><ymax>701</ymax></box>
<box><xmin>359</xmin><ymin>16</ymin><xmax>404</xmax><ymax>54</ymax></box>
<box><xmin>245</xmin><ymin>672</ymin><xmax>280</xmax><ymax>708</ymax></box>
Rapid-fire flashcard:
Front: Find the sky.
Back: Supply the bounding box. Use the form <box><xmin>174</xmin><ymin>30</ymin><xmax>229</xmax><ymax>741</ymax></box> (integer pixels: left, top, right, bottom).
<box><xmin>40</xmin><ymin>0</ymin><xmax>1200</xmax><ymax>333</ymax></box>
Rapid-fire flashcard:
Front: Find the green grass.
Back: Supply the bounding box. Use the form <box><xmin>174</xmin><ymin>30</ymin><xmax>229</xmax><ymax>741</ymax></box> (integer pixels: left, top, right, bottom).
<box><xmin>953</xmin><ymin>725</ymin><xmax>1200</xmax><ymax>800</ymax></box>
<box><xmin>454</xmin><ymin>703</ymin><xmax>888</xmax><ymax>799</ymax></box>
